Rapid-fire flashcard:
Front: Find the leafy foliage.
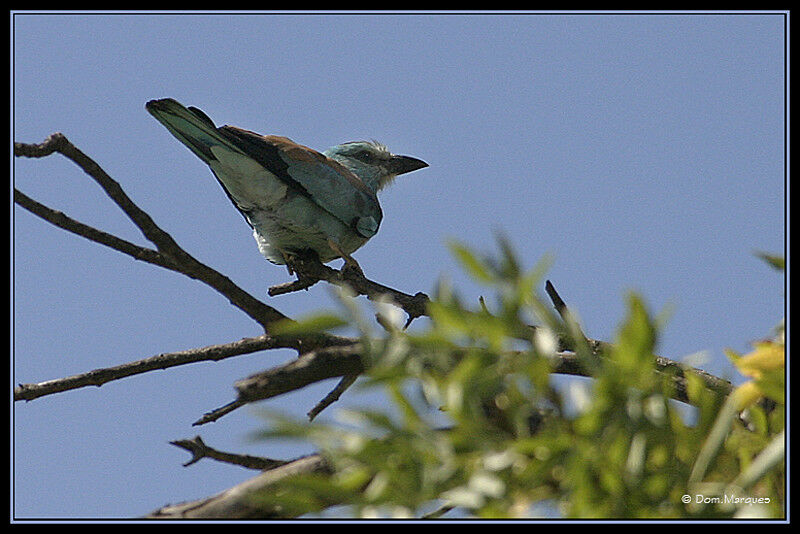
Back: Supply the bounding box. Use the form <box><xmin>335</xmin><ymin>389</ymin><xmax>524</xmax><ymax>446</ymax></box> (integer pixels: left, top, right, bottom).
<box><xmin>252</xmin><ymin>243</ymin><xmax>785</xmax><ymax>519</ymax></box>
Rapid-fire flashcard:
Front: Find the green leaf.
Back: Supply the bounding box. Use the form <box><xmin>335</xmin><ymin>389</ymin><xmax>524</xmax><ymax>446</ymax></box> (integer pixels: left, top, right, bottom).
<box><xmin>448</xmin><ymin>241</ymin><xmax>495</xmax><ymax>283</ymax></box>
<box><xmin>495</xmin><ymin>231</ymin><xmax>521</xmax><ymax>279</ymax></box>
<box><xmin>611</xmin><ymin>292</ymin><xmax>657</xmax><ymax>376</ymax></box>
<box><xmin>754</xmin><ymin>251</ymin><xmax>785</xmax><ymax>271</ymax></box>
<box><xmin>269</xmin><ymin>313</ymin><xmax>348</xmax><ymax>336</ymax></box>
<box><xmin>754</xmin><ymin>368</ymin><xmax>785</xmax><ymax>404</ymax></box>
<box><xmin>731</xmin><ymin>430</ymin><xmax>785</xmax><ymax>491</ymax></box>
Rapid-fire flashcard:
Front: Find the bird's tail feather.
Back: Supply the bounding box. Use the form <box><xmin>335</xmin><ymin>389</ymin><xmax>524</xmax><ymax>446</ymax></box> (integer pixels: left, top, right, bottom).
<box><xmin>145</xmin><ymin>98</ymin><xmax>237</xmax><ymax>164</ymax></box>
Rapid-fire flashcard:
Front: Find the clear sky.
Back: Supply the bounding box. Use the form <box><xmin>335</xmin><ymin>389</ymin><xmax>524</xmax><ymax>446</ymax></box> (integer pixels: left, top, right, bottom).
<box><xmin>12</xmin><ymin>12</ymin><xmax>786</xmax><ymax>519</ymax></box>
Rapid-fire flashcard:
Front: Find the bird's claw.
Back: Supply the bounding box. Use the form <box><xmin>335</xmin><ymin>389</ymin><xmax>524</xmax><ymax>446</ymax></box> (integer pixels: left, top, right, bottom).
<box><xmin>327</xmin><ymin>239</ymin><xmax>364</xmax><ymax>278</ymax></box>
<box><xmin>282</xmin><ymin>249</ymin><xmax>321</xmax><ymax>278</ymax></box>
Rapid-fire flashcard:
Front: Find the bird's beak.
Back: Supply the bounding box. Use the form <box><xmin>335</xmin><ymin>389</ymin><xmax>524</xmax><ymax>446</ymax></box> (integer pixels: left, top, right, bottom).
<box><xmin>388</xmin><ymin>155</ymin><xmax>428</xmax><ymax>175</ymax></box>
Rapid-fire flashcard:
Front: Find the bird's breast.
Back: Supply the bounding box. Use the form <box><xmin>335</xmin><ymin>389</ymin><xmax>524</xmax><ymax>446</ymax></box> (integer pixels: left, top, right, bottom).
<box><xmin>247</xmin><ymin>194</ymin><xmax>370</xmax><ymax>264</ymax></box>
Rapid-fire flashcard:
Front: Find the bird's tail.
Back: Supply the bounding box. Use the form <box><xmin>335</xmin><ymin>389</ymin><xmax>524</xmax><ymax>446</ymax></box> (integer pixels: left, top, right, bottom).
<box><xmin>145</xmin><ymin>98</ymin><xmax>234</xmax><ymax>164</ymax></box>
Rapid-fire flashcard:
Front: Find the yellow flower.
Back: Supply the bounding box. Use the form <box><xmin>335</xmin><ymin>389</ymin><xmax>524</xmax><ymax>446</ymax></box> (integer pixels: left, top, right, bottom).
<box><xmin>735</xmin><ymin>342</ymin><xmax>784</xmax><ymax>379</ymax></box>
<box><xmin>726</xmin><ymin>341</ymin><xmax>785</xmax><ymax>409</ymax></box>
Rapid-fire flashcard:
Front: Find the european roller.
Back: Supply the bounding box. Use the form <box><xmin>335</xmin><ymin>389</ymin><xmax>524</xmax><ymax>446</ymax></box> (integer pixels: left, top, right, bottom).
<box><xmin>145</xmin><ymin>98</ymin><xmax>428</xmax><ymax>273</ymax></box>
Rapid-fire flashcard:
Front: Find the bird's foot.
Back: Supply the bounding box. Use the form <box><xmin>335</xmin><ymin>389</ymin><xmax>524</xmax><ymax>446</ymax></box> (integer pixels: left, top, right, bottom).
<box><xmin>327</xmin><ymin>239</ymin><xmax>365</xmax><ymax>278</ymax></box>
<box><xmin>269</xmin><ymin>249</ymin><xmax>324</xmax><ymax>296</ymax></box>
<box><xmin>282</xmin><ymin>249</ymin><xmax>322</xmax><ymax>277</ymax></box>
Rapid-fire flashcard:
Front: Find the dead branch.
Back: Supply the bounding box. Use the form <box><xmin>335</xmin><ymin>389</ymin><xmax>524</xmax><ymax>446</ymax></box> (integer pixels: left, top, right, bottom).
<box><xmin>307</xmin><ymin>373</ymin><xmax>359</xmax><ymax>421</ymax></box>
<box><xmin>194</xmin><ymin>344</ymin><xmax>366</xmax><ymax>425</ymax></box>
<box><xmin>268</xmin><ymin>251</ymin><xmax>431</xmax><ymax>328</ymax></box>
<box><xmin>15</xmin><ymin>134</ymin><xmax>286</xmax><ymax>330</ymax></box>
<box><xmin>147</xmin><ymin>454</ymin><xmax>331</xmax><ymax>519</ymax></box>
<box><xmin>15</xmin><ymin>335</ymin><xmax>282</xmax><ymax>402</ymax></box>
<box><xmin>170</xmin><ymin>435</ymin><xmax>287</xmax><ymax>470</ymax></box>
<box><xmin>194</xmin><ymin>340</ymin><xmax>732</xmax><ymax>427</ymax></box>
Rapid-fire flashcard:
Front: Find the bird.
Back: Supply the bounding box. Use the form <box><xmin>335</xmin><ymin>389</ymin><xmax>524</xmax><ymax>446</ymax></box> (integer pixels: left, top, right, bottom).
<box><xmin>145</xmin><ymin>98</ymin><xmax>428</xmax><ymax>274</ymax></box>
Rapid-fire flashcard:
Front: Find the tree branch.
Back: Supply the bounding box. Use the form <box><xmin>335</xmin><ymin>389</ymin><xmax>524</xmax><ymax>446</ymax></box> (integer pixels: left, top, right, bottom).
<box><xmin>268</xmin><ymin>252</ymin><xmax>431</xmax><ymax>327</ymax></box>
<box><xmin>194</xmin><ymin>344</ymin><xmax>366</xmax><ymax>425</ymax></box>
<box><xmin>14</xmin><ymin>329</ymin><xmax>362</xmax><ymax>404</ymax></box>
<box><xmin>14</xmin><ymin>188</ymin><xmax>175</xmax><ymax>270</ymax></box>
<box><xmin>15</xmin><ymin>134</ymin><xmax>287</xmax><ymax>330</ymax></box>
<box><xmin>307</xmin><ymin>373</ymin><xmax>359</xmax><ymax>421</ymax></box>
<box><xmin>235</xmin><ymin>344</ymin><xmax>366</xmax><ymax>404</ymax></box>
<box><xmin>193</xmin><ymin>338</ymin><xmax>732</xmax><ymax>426</ymax></box>
<box><xmin>14</xmin><ymin>335</ymin><xmax>284</xmax><ymax>402</ymax></box>
<box><xmin>147</xmin><ymin>454</ymin><xmax>331</xmax><ymax>519</ymax></box>
<box><xmin>170</xmin><ymin>435</ymin><xmax>287</xmax><ymax>470</ymax></box>
<box><xmin>543</xmin><ymin>280</ymin><xmax>734</xmax><ymax>400</ymax></box>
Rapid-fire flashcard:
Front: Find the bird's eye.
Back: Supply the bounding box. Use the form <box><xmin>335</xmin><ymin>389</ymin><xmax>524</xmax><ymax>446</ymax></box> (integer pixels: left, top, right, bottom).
<box><xmin>358</xmin><ymin>151</ymin><xmax>373</xmax><ymax>161</ymax></box>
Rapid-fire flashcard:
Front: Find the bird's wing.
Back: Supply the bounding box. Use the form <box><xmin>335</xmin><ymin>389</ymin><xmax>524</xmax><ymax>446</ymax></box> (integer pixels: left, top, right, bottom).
<box><xmin>146</xmin><ymin>98</ymin><xmax>382</xmax><ymax>238</ymax></box>
<box><xmin>218</xmin><ymin>127</ymin><xmax>382</xmax><ymax>238</ymax></box>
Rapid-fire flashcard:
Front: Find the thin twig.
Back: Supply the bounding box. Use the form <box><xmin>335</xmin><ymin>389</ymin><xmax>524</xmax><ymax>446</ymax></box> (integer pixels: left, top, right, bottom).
<box><xmin>545</xmin><ymin>279</ymin><xmax>591</xmax><ymax>344</ymax></box>
<box><xmin>422</xmin><ymin>504</ymin><xmax>455</xmax><ymax>519</ymax></box>
<box><xmin>14</xmin><ymin>335</ymin><xmax>282</xmax><ymax>402</ymax></box>
<box><xmin>307</xmin><ymin>373</ymin><xmax>359</xmax><ymax>421</ymax></box>
<box><xmin>170</xmin><ymin>435</ymin><xmax>287</xmax><ymax>470</ymax></box>
<box><xmin>266</xmin><ymin>276</ymin><xmax>320</xmax><ymax>295</ymax></box>
<box><xmin>544</xmin><ymin>279</ymin><xmax>568</xmax><ymax>318</ymax></box>
<box><xmin>192</xmin><ymin>399</ymin><xmax>249</xmax><ymax>426</ymax></box>
<box><xmin>194</xmin><ymin>345</ymin><xmax>366</xmax><ymax>426</ymax></box>
<box><xmin>14</xmin><ymin>188</ymin><xmax>175</xmax><ymax>270</ymax></box>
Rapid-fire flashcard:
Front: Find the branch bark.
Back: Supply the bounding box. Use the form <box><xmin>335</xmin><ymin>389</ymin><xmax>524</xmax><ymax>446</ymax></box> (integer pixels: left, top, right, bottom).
<box><xmin>147</xmin><ymin>454</ymin><xmax>331</xmax><ymax>519</ymax></box>
<box><xmin>192</xmin><ymin>340</ymin><xmax>732</xmax><ymax>427</ymax></box>
<box><xmin>14</xmin><ymin>335</ymin><xmax>283</xmax><ymax>402</ymax></box>
<box><xmin>268</xmin><ymin>250</ymin><xmax>431</xmax><ymax>327</ymax></box>
<box><xmin>15</xmin><ymin>134</ymin><xmax>287</xmax><ymax>330</ymax></box>
<box><xmin>170</xmin><ymin>435</ymin><xmax>287</xmax><ymax>470</ymax></box>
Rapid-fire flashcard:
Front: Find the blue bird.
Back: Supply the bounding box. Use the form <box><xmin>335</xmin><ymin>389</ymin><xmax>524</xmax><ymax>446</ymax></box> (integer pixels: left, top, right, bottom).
<box><xmin>145</xmin><ymin>98</ymin><xmax>428</xmax><ymax>273</ymax></box>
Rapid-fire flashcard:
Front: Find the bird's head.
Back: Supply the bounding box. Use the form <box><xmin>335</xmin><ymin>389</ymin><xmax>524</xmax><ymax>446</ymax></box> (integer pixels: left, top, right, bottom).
<box><xmin>323</xmin><ymin>141</ymin><xmax>428</xmax><ymax>193</ymax></box>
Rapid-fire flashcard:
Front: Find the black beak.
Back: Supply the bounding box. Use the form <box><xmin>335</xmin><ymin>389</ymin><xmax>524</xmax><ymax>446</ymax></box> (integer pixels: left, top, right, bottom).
<box><xmin>388</xmin><ymin>155</ymin><xmax>429</xmax><ymax>175</ymax></box>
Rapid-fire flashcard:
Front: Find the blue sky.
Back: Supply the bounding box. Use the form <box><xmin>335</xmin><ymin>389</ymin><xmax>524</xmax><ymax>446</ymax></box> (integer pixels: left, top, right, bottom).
<box><xmin>12</xmin><ymin>12</ymin><xmax>786</xmax><ymax>519</ymax></box>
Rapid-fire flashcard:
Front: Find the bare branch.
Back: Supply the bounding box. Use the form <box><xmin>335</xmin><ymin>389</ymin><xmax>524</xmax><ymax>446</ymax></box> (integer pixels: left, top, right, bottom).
<box><xmin>307</xmin><ymin>373</ymin><xmax>359</xmax><ymax>421</ymax></box>
<box><xmin>194</xmin><ymin>338</ymin><xmax>732</xmax><ymax>426</ymax></box>
<box><xmin>546</xmin><ymin>351</ymin><xmax>733</xmax><ymax>403</ymax></box>
<box><xmin>543</xmin><ymin>280</ymin><xmax>734</xmax><ymax>400</ymax></box>
<box><xmin>170</xmin><ymin>435</ymin><xmax>287</xmax><ymax>470</ymax></box>
<box><xmin>17</xmin><ymin>134</ymin><xmax>185</xmax><ymax>262</ymax></box>
<box><xmin>147</xmin><ymin>454</ymin><xmax>331</xmax><ymax>519</ymax></box>
<box><xmin>14</xmin><ymin>335</ymin><xmax>284</xmax><ymax>402</ymax></box>
<box><xmin>192</xmin><ymin>399</ymin><xmax>249</xmax><ymax>426</ymax></box>
<box><xmin>14</xmin><ymin>188</ymin><xmax>175</xmax><ymax>270</ymax></box>
<box><xmin>15</xmin><ymin>330</ymin><xmax>364</xmax><ymax>404</ymax></box>
<box><xmin>422</xmin><ymin>505</ymin><xmax>455</xmax><ymax>519</ymax></box>
<box><xmin>544</xmin><ymin>279</ymin><xmax>569</xmax><ymax>318</ymax></box>
<box><xmin>653</xmin><ymin>355</ymin><xmax>734</xmax><ymax>399</ymax></box>
<box><xmin>234</xmin><ymin>345</ymin><xmax>365</xmax><ymax>404</ymax></box>
<box><xmin>545</xmin><ymin>279</ymin><xmax>594</xmax><ymax>358</ymax></box>
<box><xmin>15</xmin><ymin>134</ymin><xmax>286</xmax><ymax>330</ymax></box>
<box><xmin>268</xmin><ymin>252</ymin><xmax>431</xmax><ymax>326</ymax></box>
<box><xmin>193</xmin><ymin>345</ymin><xmax>365</xmax><ymax>426</ymax></box>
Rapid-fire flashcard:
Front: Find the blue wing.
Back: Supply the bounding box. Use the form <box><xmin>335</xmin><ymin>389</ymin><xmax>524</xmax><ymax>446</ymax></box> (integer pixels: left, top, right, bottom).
<box><xmin>146</xmin><ymin>98</ymin><xmax>382</xmax><ymax>237</ymax></box>
<box><xmin>218</xmin><ymin>127</ymin><xmax>383</xmax><ymax>238</ymax></box>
